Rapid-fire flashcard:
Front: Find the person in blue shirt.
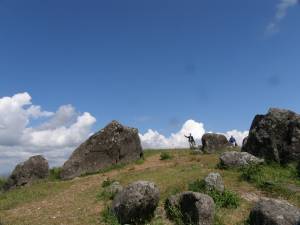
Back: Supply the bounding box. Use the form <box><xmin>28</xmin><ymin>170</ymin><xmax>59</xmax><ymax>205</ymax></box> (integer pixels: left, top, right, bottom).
<box><xmin>229</xmin><ymin>136</ymin><xmax>237</xmax><ymax>146</ymax></box>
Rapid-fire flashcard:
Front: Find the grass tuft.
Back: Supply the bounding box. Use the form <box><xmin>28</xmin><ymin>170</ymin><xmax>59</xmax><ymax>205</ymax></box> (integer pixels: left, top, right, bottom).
<box><xmin>188</xmin><ymin>179</ymin><xmax>240</xmax><ymax>209</ymax></box>
<box><xmin>49</xmin><ymin>167</ymin><xmax>63</xmax><ymax>180</ymax></box>
<box><xmin>101</xmin><ymin>206</ymin><xmax>120</xmax><ymax>225</ymax></box>
<box><xmin>160</xmin><ymin>152</ymin><xmax>173</xmax><ymax>160</ymax></box>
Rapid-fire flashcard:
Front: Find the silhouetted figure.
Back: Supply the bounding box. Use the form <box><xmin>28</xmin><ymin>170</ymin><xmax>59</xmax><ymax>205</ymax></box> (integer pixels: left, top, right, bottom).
<box><xmin>185</xmin><ymin>133</ymin><xmax>196</xmax><ymax>149</ymax></box>
<box><xmin>229</xmin><ymin>136</ymin><xmax>237</xmax><ymax>147</ymax></box>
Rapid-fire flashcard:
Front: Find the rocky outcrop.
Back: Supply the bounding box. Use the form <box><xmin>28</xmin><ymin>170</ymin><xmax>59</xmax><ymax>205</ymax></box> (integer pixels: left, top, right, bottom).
<box><xmin>219</xmin><ymin>151</ymin><xmax>264</xmax><ymax>168</ymax></box>
<box><xmin>112</xmin><ymin>181</ymin><xmax>160</xmax><ymax>224</ymax></box>
<box><xmin>165</xmin><ymin>191</ymin><xmax>215</xmax><ymax>225</ymax></box>
<box><xmin>4</xmin><ymin>155</ymin><xmax>49</xmax><ymax>191</ymax></box>
<box><xmin>242</xmin><ymin>108</ymin><xmax>300</xmax><ymax>164</ymax></box>
<box><xmin>60</xmin><ymin>121</ymin><xmax>143</xmax><ymax>180</ymax></box>
<box><xmin>249</xmin><ymin>198</ymin><xmax>300</xmax><ymax>225</ymax></box>
<box><xmin>204</xmin><ymin>172</ymin><xmax>224</xmax><ymax>193</ymax></box>
<box><xmin>202</xmin><ymin>133</ymin><xmax>229</xmax><ymax>153</ymax></box>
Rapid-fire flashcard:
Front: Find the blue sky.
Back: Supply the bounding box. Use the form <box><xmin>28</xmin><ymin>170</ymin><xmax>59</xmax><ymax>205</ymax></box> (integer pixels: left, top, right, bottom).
<box><xmin>0</xmin><ymin>0</ymin><xmax>299</xmax><ymax>136</ymax></box>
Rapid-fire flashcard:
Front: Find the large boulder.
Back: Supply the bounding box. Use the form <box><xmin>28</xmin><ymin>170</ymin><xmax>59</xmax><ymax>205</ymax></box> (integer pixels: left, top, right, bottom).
<box><xmin>204</xmin><ymin>172</ymin><xmax>224</xmax><ymax>193</ymax></box>
<box><xmin>165</xmin><ymin>191</ymin><xmax>215</xmax><ymax>225</ymax></box>
<box><xmin>219</xmin><ymin>151</ymin><xmax>264</xmax><ymax>168</ymax></box>
<box><xmin>249</xmin><ymin>198</ymin><xmax>300</xmax><ymax>225</ymax></box>
<box><xmin>202</xmin><ymin>133</ymin><xmax>229</xmax><ymax>153</ymax></box>
<box><xmin>60</xmin><ymin>121</ymin><xmax>143</xmax><ymax>180</ymax></box>
<box><xmin>4</xmin><ymin>155</ymin><xmax>49</xmax><ymax>191</ymax></box>
<box><xmin>242</xmin><ymin>108</ymin><xmax>300</xmax><ymax>164</ymax></box>
<box><xmin>112</xmin><ymin>181</ymin><xmax>160</xmax><ymax>224</ymax></box>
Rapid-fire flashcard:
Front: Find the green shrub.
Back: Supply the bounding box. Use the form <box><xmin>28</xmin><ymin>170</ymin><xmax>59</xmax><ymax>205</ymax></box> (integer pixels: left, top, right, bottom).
<box><xmin>160</xmin><ymin>152</ymin><xmax>173</xmax><ymax>160</ymax></box>
<box><xmin>101</xmin><ymin>178</ymin><xmax>116</xmax><ymax>188</ymax></box>
<box><xmin>188</xmin><ymin>180</ymin><xmax>240</xmax><ymax>209</ymax></box>
<box><xmin>0</xmin><ymin>177</ymin><xmax>6</xmax><ymax>191</ymax></box>
<box><xmin>49</xmin><ymin>167</ymin><xmax>63</xmax><ymax>180</ymax></box>
<box><xmin>188</xmin><ymin>179</ymin><xmax>206</xmax><ymax>192</ymax></box>
<box><xmin>240</xmin><ymin>164</ymin><xmax>263</xmax><ymax>183</ymax></box>
<box><xmin>297</xmin><ymin>161</ymin><xmax>300</xmax><ymax>178</ymax></box>
<box><xmin>164</xmin><ymin>204</ymin><xmax>184</xmax><ymax>225</ymax></box>
<box><xmin>101</xmin><ymin>206</ymin><xmax>120</xmax><ymax>225</ymax></box>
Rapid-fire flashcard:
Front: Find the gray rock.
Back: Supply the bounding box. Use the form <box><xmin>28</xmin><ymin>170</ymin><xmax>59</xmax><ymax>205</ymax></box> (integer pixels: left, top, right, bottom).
<box><xmin>202</xmin><ymin>133</ymin><xmax>229</xmax><ymax>153</ymax></box>
<box><xmin>242</xmin><ymin>108</ymin><xmax>300</xmax><ymax>164</ymax></box>
<box><xmin>242</xmin><ymin>136</ymin><xmax>248</xmax><ymax>148</ymax></box>
<box><xmin>219</xmin><ymin>151</ymin><xmax>264</xmax><ymax>168</ymax></box>
<box><xmin>112</xmin><ymin>181</ymin><xmax>160</xmax><ymax>224</ymax></box>
<box><xmin>249</xmin><ymin>198</ymin><xmax>300</xmax><ymax>225</ymax></box>
<box><xmin>204</xmin><ymin>173</ymin><xmax>224</xmax><ymax>193</ymax></box>
<box><xmin>165</xmin><ymin>191</ymin><xmax>215</xmax><ymax>225</ymax></box>
<box><xmin>4</xmin><ymin>155</ymin><xmax>49</xmax><ymax>191</ymax></box>
<box><xmin>61</xmin><ymin>121</ymin><xmax>143</xmax><ymax>180</ymax></box>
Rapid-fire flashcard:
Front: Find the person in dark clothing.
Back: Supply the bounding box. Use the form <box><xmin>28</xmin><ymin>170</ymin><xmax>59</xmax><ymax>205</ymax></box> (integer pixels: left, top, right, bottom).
<box><xmin>229</xmin><ymin>136</ymin><xmax>237</xmax><ymax>146</ymax></box>
<box><xmin>185</xmin><ymin>133</ymin><xmax>196</xmax><ymax>149</ymax></box>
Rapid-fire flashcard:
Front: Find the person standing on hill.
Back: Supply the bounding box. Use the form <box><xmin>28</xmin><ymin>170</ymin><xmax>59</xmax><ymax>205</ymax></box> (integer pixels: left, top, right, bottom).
<box><xmin>185</xmin><ymin>133</ymin><xmax>196</xmax><ymax>149</ymax></box>
<box><xmin>229</xmin><ymin>135</ymin><xmax>237</xmax><ymax>147</ymax></box>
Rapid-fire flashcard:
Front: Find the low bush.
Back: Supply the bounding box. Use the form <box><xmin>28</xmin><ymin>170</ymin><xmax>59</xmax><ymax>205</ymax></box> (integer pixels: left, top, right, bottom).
<box><xmin>49</xmin><ymin>167</ymin><xmax>63</xmax><ymax>180</ymax></box>
<box><xmin>160</xmin><ymin>152</ymin><xmax>173</xmax><ymax>160</ymax></box>
<box><xmin>240</xmin><ymin>164</ymin><xmax>263</xmax><ymax>183</ymax></box>
<box><xmin>0</xmin><ymin>177</ymin><xmax>6</xmax><ymax>191</ymax></box>
<box><xmin>188</xmin><ymin>179</ymin><xmax>240</xmax><ymax>209</ymax></box>
<box><xmin>101</xmin><ymin>206</ymin><xmax>120</xmax><ymax>225</ymax></box>
<box><xmin>297</xmin><ymin>161</ymin><xmax>300</xmax><ymax>178</ymax></box>
<box><xmin>101</xmin><ymin>178</ymin><xmax>116</xmax><ymax>188</ymax></box>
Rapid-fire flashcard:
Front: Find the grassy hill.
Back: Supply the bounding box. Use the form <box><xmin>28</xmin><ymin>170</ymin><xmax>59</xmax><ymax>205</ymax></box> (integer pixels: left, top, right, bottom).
<box><xmin>0</xmin><ymin>149</ymin><xmax>299</xmax><ymax>225</ymax></box>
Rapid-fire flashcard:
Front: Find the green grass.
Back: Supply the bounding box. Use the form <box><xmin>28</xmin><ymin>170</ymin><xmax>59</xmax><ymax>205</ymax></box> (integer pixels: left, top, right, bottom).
<box><xmin>297</xmin><ymin>161</ymin><xmax>300</xmax><ymax>178</ymax></box>
<box><xmin>188</xmin><ymin>179</ymin><xmax>240</xmax><ymax>209</ymax></box>
<box><xmin>0</xmin><ymin>178</ymin><xmax>6</xmax><ymax>191</ymax></box>
<box><xmin>0</xmin><ymin>180</ymin><xmax>71</xmax><ymax>210</ymax></box>
<box><xmin>160</xmin><ymin>152</ymin><xmax>173</xmax><ymax>160</ymax></box>
<box><xmin>239</xmin><ymin>163</ymin><xmax>300</xmax><ymax>204</ymax></box>
<box><xmin>49</xmin><ymin>167</ymin><xmax>63</xmax><ymax>180</ymax></box>
<box><xmin>101</xmin><ymin>178</ymin><xmax>116</xmax><ymax>188</ymax></box>
<box><xmin>101</xmin><ymin>206</ymin><xmax>120</xmax><ymax>225</ymax></box>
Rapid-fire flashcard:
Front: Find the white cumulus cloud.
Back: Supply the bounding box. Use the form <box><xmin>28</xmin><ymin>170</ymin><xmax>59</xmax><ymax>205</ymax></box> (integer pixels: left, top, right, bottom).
<box><xmin>139</xmin><ymin>119</ymin><xmax>248</xmax><ymax>149</ymax></box>
<box><xmin>0</xmin><ymin>92</ymin><xmax>96</xmax><ymax>174</ymax></box>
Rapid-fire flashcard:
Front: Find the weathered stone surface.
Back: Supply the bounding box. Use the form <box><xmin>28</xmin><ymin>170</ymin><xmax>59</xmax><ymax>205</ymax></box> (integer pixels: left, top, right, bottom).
<box><xmin>202</xmin><ymin>133</ymin><xmax>229</xmax><ymax>153</ymax></box>
<box><xmin>219</xmin><ymin>151</ymin><xmax>264</xmax><ymax>168</ymax></box>
<box><xmin>242</xmin><ymin>108</ymin><xmax>300</xmax><ymax>163</ymax></box>
<box><xmin>165</xmin><ymin>191</ymin><xmax>215</xmax><ymax>225</ymax></box>
<box><xmin>249</xmin><ymin>198</ymin><xmax>300</xmax><ymax>225</ymax></box>
<box><xmin>242</xmin><ymin>136</ymin><xmax>248</xmax><ymax>148</ymax></box>
<box><xmin>4</xmin><ymin>155</ymin><xmax>49</xmax><ymax>191</ymax></box>
<box><xmin>61</xmin><ymin>121</ymin><xmax>143</xmax><ymax>180</ymax></box>
<box><xmin>106</xmin><ymin>181</ymin><xmax>123</xmax><ymax>198</ymax></box>
<box><xmin>204</xmin><ymin>172</ymin><xmax>224</xmax><ymax>193</ymax></box>
<box><xmin>112</xmin><ymin>181</ymin><xmax>160</xmax><ymax>224</ymax></box>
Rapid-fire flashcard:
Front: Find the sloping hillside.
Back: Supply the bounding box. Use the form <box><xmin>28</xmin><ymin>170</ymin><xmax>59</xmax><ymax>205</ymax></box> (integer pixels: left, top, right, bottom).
<box><xmin>0</xmin><ymin>149</ymin><xmax>299</xmax><ymax>225</ymax></box>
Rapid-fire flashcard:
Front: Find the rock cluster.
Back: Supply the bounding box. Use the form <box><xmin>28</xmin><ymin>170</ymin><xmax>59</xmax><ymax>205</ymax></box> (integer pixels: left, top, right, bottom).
<box><xmin>4</xmin><ymin>155</ymin><xmax>49</xmax><ymax>191</ymax></box>
<box><xmin>202</xmin><ymin>133</ymin><xmax>229</xmax><ymax>153</ymax></box>
<box><xmin>242</xmin><ymin>108</ymin><xmax>300</xmax><ymax>164</ymax></box>
<box><xmin>60</xmin><ymin>120</ymin><xmax>143</xmax><ymax>180</ymax></box>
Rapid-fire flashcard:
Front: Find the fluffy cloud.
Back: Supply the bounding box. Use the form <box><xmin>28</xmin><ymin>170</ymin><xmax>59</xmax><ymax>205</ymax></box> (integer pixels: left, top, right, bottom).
<box><xmin>266</xmin><ymin>0</ymin><xmax>298</xmax><ymax>34</ymax></box>
<box><xmin>0</xmin><ymin>93</ymin><xmax>96</xmax><ymax>174</ymax></box>
<box><xmin>139</xmin><ymin>120</ymin><xmax>248</xmax><ymax>149</ymax></box>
